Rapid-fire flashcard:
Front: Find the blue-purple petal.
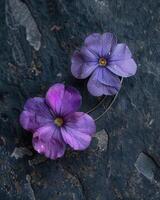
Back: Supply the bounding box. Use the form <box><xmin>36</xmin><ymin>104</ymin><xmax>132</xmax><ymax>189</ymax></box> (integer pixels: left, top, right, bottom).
<box><xmin>84</xmin><ymin>32</ymin><xmax>117</xmax><ymax>57</ymax></box>
<box><xmin>110</xmin><ymin>43</ymin><xmax>132</xmax><ymax>61</ymax></box>
<box><xmin>71</xmin><ymin>51</ymin><xmax>98</xmax><ymax>79</ymax></box>
<box><xmin>108</xmin><ymin>58</ymin><xmax>137</xmax><ymax>77</ymax></box>
<box><xmin>84</xmin><ymin>33</ymin><xmax>102</xmax><ymax>56</ymax></box>
<box><xmin>101</xmin><ymin>32</ymin><xmax>117</xmax><ymax>56</ymax></box>
<box><xmin>97</xmin><ymin>67</ymin><xmax>121</xmax><ymax>87</ymax></box>
<box><xmin>108</xmin><ymin>43</ymin><xmax>137</xmax><ymax>77</ymax></box>
<box><xmin>87</xmin><ymin>69</ymin><xmax>121</xmax><ymax>96</ymax></box>
<box><xmin>80</xmin><ymin>46</ymin><xmax>98</xmax><ymax>62</ymax></box>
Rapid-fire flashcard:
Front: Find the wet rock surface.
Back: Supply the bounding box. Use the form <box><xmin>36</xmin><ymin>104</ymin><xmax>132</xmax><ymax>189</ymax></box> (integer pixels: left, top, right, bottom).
<box><xmin>0</xmin><ymin>0</ymin><xmax>160</xmax><ymax>199</ymax></box>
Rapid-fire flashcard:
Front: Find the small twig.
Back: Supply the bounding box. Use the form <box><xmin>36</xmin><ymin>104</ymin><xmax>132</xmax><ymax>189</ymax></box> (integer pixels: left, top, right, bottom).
<box><xmin>87</xmin><ymin>96</ymin><xmax>106</xmax><ymax>114</ymax></box>
<box><xmin>95</xmin><ymin>78</ymin><xmax>123</xmax><ymax>121</ymax></box>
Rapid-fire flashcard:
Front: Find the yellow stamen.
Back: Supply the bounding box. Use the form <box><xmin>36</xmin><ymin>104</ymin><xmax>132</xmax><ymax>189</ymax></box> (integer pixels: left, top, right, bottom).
<box><xmin>99</xmin><ymin>57</ymin><xmax>107</xmax><ymax>66</ymax></box>
<box><xmin>54</xmin><ymin>118</ymin><xmax>64</xmax><ymax>127</ymax></box>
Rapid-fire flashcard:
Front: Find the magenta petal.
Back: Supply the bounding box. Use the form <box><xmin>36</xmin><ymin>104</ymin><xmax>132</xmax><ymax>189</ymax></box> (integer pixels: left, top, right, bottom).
<box><xmin>108</xmin><ymin>58</ymin><xmax>137</xmax><ymax>77</ymax></box>
<box><xmin>87</xmin><ymin>69</ymin><xmax>121</xmax><ymax>96</ymax></box>
<box><xmin>20</xmin><ymin>97</ymin><xmax>52</xmax><ymax>132</ymax></box>
<box><xmin>65</xmin><ymin>112</ymin><xmax>96</xmax><ymax>136</ymax></box>
<box><xmin>32</xmin><ymin>124</ymin><xmax>66</xmax><ymax>159</ymax></box>
<box><xmin>61</xmin><ymin>112</ymin><xmax>96</xmax><ymax>150</ymax></box>
<box><xmin>101</xmin><ymin>32</ymin><xmax>117</xmax><ymax>56</ymax></box>
<box><xmin>71</xmin><ymin>51</ymin><xmax>98</xmax><ymax>79</ymax></box>
<box><xmin>46</xmin><ymin>84</ymin><xmax>64</xmax><ymax>115</ymax></box>
<box><xmin>46</xmin><ymin>83</ymin><xmax>82</xmax><ymax>116</ymax></box>
<box><xmin>61</xmin><ymin>86</ymin><xmax>82</xmax><ymax>115</ymax></box>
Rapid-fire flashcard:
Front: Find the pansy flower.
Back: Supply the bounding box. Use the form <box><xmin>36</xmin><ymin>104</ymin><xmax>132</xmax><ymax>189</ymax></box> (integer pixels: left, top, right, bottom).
<box><xmin>20</xmin><ymin>83</ymin><xmax>96</xmax><ymax>159</ymax></box>
<box><xmin>71</xmin><ymin>32</ymin><xmax>137</xmax><ymax>96</ymax></box>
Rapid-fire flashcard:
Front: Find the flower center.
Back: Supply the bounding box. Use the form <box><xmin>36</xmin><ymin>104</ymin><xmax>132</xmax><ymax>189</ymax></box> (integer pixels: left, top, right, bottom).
<box><xmin>54</xmin><ymin>117</ymin><xmax>64</xmax><ymax>127</ymax></box>
<box><xmin>99</xmin><ymin>57</ymin><xmax>107</xmax><ymax>67</ymax></box>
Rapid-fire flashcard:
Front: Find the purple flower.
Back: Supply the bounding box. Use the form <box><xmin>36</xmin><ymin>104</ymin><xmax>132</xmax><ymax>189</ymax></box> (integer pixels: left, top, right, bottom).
<box><xmin>20</xmin><ymin>84</ymin><xmax>96</xmax><ymax>159</ymax></box>
<box><xmin>71</xmin><ymin>32</ymin><xmax>137</xmax><ymax>96</ymax></box>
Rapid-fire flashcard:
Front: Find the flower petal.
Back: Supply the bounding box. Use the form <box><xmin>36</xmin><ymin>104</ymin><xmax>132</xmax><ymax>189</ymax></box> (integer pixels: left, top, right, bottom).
<box><xmin>46</xmin><ymin>84</ymin><xmax>82</xmax><ymax>116</ymax></box>
<box><xmin>84</xmin><ymin>32</ymin><xmax>117</xmax><ymax>57</ymax></box>
<box><xmin>101</xmin><ymin>32</ymin><xmax>117</xmax><ymax>56</ymax></box>
<box><xmin>84</xmin><ymin>33</ymin><xmax>102</xmax><ymax>55</ymax></box>
<box><xmin>97</xmin><ymin>67</ymin><xmax>121</xmax><ymax>87</ymax></box>
<box><xmin>61</xmin><ymin>112</ymin><xmax>96</xmax><ymax>150</ymax></box>
<box><xmin>65</xmin><ymin>112</ymin><xmax>96</xmax><ymax>136</ymax></box>
<box><xmin>108</xmin><ymin>58</ymin><xmax>137</xmax><ymax>77</ymax></box>
<box><xmin>20</xmin><ymin>97</ymin><xmax>52</xmax><ymax>132</ymax></box>
<box><xmin>110</xmin><ymin>43</ymin><xmax>132</xmax><ymax>61</ymax></box>
<box><xmin>80</xmin><ymin>46</ymin><xmax>98</xmax><ymax>62</ymax></box>
<box><xmin>32</xmin><ymin>124</ymin><xmax>66</xmax><ymax>159</ymax></box>
<box><xmin>71</xmin><ymin>51</ymin><xmax>98</xmax><ymax>79</ymax></box>
<box><xmin>87</xmin><ymin>69</ymin><xmax>121</xmax><ymax>96</ymax></box>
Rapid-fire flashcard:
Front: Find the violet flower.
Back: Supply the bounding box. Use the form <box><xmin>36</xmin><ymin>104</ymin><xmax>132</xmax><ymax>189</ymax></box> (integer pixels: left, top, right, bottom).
<box><xmin>20</xmin><ymin>83</ymin><xmax>96</xmax><ymax>159</ymax></box>
<box><xmin>71</xmin><ymin>32</ymin><xmax>137</xmax><ymax>96</ymax></box>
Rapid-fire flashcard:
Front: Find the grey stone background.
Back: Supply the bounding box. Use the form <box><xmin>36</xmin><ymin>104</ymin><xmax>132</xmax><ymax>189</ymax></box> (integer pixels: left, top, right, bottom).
<box><xmin>0</xmin><ymin>0</ymin><xmax>160</xmax><ymax>199</ymax></box>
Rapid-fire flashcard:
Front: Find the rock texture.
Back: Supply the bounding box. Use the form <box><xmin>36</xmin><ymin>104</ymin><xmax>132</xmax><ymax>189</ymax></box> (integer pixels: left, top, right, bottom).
<box><xmin>0</xmin><ymin>0</ymin><xmax>160</xmax><ymax>199</ymax></box>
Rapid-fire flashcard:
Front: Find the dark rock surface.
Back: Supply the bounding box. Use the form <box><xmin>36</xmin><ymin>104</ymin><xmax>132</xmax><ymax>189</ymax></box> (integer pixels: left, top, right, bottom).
<box><xmin>0</xmin><ymin>0</ymin><xmax>160</xmax><ymax>199</ymax></box>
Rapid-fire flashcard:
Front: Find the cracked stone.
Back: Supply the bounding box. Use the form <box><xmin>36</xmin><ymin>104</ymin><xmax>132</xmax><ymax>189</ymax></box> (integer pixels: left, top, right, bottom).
<box><xmin>11</xmin><ymin>147</ymin><xmax>33</xmax><ymax>159</ymax></box>
<box><xmin>94</xmin><ymin>129</ymin><xmax>108</xmax><ymax>152</ymax></box>
<box><xmin>135</xmin><ymin>152</ymin><xmax>156</xmax><ymax>181</ymax></box>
